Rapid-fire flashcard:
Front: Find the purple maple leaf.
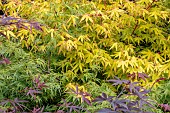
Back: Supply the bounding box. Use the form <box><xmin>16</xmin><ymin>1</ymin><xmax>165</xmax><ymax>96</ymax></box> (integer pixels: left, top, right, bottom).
<box><xmin>159</xmin><ymin>104</ymin><xmax>170</xmax><ymax>112</ymax></box>
<box><xmin>70</xmin><ymin>86</ymin><xmax>92</xmax><ymax>106</ymax></box>
<box><xmin>107</xmin><ymin>79</ymin><xmax>130</xmax><ymax>85</ymax></box>
<box><xmin>32</xmin><ymin>106</ymin><xmax>44</xmax><ymax>113</ymax></box>
<box><xmin>34</xmin><ymin>75</ymin><xmax>47</xmax><ymax>90</ymax></box>
<box><xmin>128</xmin><ymin>72</ymin><xmax>149</xmax><ymax>81</ymax></box>
<box><xmin>37</xmin><ymin>82</ymin><xmax>47</xmax><ymax>90</ymax></box>
<box><xmin>0</xmin><ymin>58</ymin><xmax>11</xmax><ymax>64</ymax></box>
<box><xmin>26</xmin><ymin>88</ymin><xmax>42</xmax><ymax>99</ymax></box>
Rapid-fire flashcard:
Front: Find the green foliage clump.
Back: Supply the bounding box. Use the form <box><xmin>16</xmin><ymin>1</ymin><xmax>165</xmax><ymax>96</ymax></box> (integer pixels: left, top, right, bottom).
<box><xmin>0</xmin><ymin>40</ymin><xmax>63</xmax><ymax>111</ymax></box>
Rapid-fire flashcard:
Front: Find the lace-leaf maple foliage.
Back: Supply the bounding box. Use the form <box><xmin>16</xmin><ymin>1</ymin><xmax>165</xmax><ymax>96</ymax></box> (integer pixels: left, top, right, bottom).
<box><xmin>0</xmin><ymin>0</ymin><xmax>170</xmax><ymax>112</ymax></box>
<box><xmin>1</xmin><ymin>0</ymin><xmax>170</xmax><ymax>83</ymax></box>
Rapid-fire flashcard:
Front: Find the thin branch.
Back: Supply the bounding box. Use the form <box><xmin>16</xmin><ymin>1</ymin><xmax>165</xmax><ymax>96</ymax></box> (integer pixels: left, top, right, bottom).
<box><xmin>146</xmin><ymin>0</ymin><xmax>156</xmax><ymax>11</ymax></box>
<box><xmin>131</xmin><ymin>20</ymin><xmax>139</xmax><ymax>36</ymax></box>
<box><xmin>131</xmin><ymin>0</ymin><xmax>157</xmax><ymax>36</ymax></box>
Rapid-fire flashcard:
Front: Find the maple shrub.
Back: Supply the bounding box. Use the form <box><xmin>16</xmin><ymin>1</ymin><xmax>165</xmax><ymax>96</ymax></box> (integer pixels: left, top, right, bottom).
<box><xmin>0</xmin><ymin>0</ymin><xmax>170</xmax><ymax>112</ymax></box>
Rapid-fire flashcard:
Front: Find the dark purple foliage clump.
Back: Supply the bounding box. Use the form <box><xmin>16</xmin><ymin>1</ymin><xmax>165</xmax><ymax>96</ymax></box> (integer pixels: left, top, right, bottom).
<box><xmin>92</xmin><ymin>77</ymin><xmax>155</xmax><ymax>113</ymax></box>
<box><xmin>0</xmin><ymin>98</ymin><xmax>28</xmax><ymax>112</ymax></box>
<box><xmin>61</xmin><ymin>75</ymin><xmax>166</xmax><ymax>113</ymax></box>
<box><xmin>0</xmin><ymin>15</ymin><xmax>43</xmax><ymax>38</ymax></box>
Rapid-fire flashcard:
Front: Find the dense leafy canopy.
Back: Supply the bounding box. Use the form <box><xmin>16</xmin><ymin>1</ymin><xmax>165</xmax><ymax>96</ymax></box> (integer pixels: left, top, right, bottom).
<box><xmin>0</xmin><ymin>0</ymin><xmax>170</xmax><ymax>112</ymax></box>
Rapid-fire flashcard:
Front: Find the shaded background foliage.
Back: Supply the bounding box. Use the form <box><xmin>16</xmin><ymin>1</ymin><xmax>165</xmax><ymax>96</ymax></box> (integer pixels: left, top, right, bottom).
<box><xmin>0</xmin><ymin>0</ymin><xmax>170</xmax><ymax>112</ymax></box>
